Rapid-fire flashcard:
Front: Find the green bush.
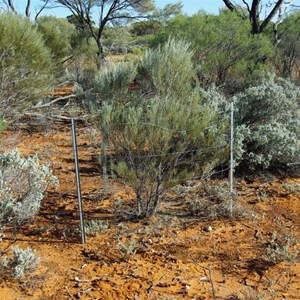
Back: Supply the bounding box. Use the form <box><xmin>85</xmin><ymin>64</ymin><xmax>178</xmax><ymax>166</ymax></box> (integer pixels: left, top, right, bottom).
<box><xmin>0</xmin><ymin>13</ymin><xmax>53</xmax><ymax>117</ymax></box>
<box><xmin>37</xmin><ymin>16</ymin><xmax>76</xmax><ymax>60</ymax></box>
<box><xmin>91</xmin><ymin>39</ymin><xmax>228</xmax><ymax>218</ymax></box>
<box><xmin>275</xmin><ymin>10</ymin><xmax>300</xmax><ymax>79</ymax></box>
<box><xmin>234</xmin><ymin>74</ymin><xmax>300</xmax><ymax>171</ymax></box>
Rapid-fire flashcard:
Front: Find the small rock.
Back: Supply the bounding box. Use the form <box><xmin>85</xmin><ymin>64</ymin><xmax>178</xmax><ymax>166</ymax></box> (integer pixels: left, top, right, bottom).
<box><xmin>199</xmin><ymin>276</ymin><xmax>210</xmax><ymax>282</ymax></box>
<box><xmin>202</xmin><ymin>226</ymin><xmax>212</xmax><ymax>232</ymax></box>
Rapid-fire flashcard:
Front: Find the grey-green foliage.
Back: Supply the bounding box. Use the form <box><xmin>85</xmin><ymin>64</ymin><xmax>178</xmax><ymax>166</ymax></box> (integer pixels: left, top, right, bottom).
<box><xmin>92</xmin><ymin>38</ymin><xmax>228</xmax><ymax>217</ymax></box>
<box><xmin>138</xmin><ymin>38</ymin><xmax>193</xmax><ymax>97</ymax></box>
<box><xmin>84</xmin><ymin>219</ymin><xmax>109</xmax><ymax>237</ymax></box>
<box><xmin>234</xmin><ymin>74</ymin><xmax>300</xmax><ymax>170</ymax></box>
<box><xmin>0</xmin><ymin>149</ymin><xmax>59</xmax><ymax>225</ymax></box>
<box><xmin>0</xmin><ymin>116</ymin><xmax>6</xmax><ymax>132</ymax></box>
<box><xmin>264</xmin><ymin>231</ymin><xmax>298</xmax><ymax>264</ymax></box>
<box><xmin>0</xmin><ymin>13</ymin><xmax>53</xmax><ymax>117</ymax></box>
<box><xmin>93</xmin><ymin>62</ymin><xmax>137</xmax><ymax>103</ymax></box>
<box><xmin>0</xmin><ymin>246</ymin><xmax>40</xmax><ymax>278</ymax></box>
<box><xmin>66</xmin><ymin>36</ymin><xmax>98</xmax><ymax>89</ymax></box>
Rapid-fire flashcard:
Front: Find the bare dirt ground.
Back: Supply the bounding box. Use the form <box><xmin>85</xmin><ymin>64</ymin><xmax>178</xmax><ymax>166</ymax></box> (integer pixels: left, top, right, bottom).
<box><xmin>0</xmin><ymin>117</ymin><xmax>299</xmax><ymax>300</ymax></box>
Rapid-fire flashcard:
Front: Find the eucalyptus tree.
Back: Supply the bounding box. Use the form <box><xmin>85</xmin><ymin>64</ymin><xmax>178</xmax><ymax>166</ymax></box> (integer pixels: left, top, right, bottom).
<box><xmin>49</xmin><ymin>0</ymin><xmax>154</xmax><ymax>62</ymax></box>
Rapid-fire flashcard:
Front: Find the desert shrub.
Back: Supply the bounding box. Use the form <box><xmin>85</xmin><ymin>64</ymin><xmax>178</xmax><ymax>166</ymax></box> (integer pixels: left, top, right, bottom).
<box><xmin>0</xmin><ymin>149</ymin><xmax>58</xmax><ymax>226</ymax></box>
<box><xmin>66</xmin><ymin>36</ymin><xmax>98</xmax><ymax>90</ymax></box>
<box><xmin>0</xmin><ymin>246</ymin><xmax>40</xmax><ymax>278</ymax></box>
<box><xmin>264</xmin><ymin>231</ymin><xmax>298</xmax><ymax>264</ymax></box>
<box><xmin>137</xmin><ymin>38</ymin><xmax>194</xmax><ymax>98</ymax></box>
<box><xmin>282</xmin><ymin>182</ymin><xmax>300</xmax><ymax>195</ymax></box>
<box><xmin>234</xmin><ymin>74</ymin><xmax>300</xmax><ymax>171</ymax></box>
<box><xmin>0</xmin><ymin>13</ymin><xmax>53</xmax><ymax>118</ymax></box>
<box><xmin>117</xmin><ymin>239</ymin><xmax>137</xmax><ymax>257</ymax></box>
<box><xmin>93</xmin><ymin>62</ymin><xmax>137</xmax><ymax>102</ymax></box>
<box><xmin>91</xmin><ymin>39</ymin><xmax>228</xmax><ymax>218</ymax></box>
<box><xmin>275</xmin><ymin>10</ymin><xmax>300</xmax><ymax>80</ymax></box>
<box><xmin>84</xmin><ymin>219</ymin><xmax>109</xmax><ymax>237</ymax></box>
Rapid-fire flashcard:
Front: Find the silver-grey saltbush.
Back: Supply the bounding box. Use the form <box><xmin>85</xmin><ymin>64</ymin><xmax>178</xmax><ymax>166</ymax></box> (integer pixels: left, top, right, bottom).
<box><xmin>0</xmin><ymin>149</ymin><xmax>58</xmax><ymax>225</ymax></box>
<box><xmin>0</xmin><ymin>246</ymin><xmax>40</xmax><ymax>278</ymax></box>
<box><xmin>234</xmin><ymin>74</ymin><xmax>300</xmax><ymax>170</ymax></box>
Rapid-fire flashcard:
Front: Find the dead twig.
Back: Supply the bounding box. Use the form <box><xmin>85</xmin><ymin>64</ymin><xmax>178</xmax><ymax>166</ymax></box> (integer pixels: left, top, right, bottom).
<box><xmin>200</xmin><ymin>265</ymin><xmax>217</xmax><ymax>300</ymax></box>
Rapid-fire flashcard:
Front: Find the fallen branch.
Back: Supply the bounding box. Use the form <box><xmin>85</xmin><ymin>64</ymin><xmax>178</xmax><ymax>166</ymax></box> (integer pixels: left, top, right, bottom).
<box><xmin>22</xmin><ymin>111</ymin><xmax>89</xmax><ymax>122</ymax></box>
<box><xmin>35</xmin><ymin>94</ymin><xmax>77</xmax><ymax>108</ymax></box>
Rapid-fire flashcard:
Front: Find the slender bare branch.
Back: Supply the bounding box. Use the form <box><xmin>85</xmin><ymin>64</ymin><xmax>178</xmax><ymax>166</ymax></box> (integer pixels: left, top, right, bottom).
<box><xmin>35</xmin><ymin>0</ymin><xmax>51</xmax><ymax>20</ymax></box>
<box><xmin>25</xmin><ymin>0</ymin><xmax>31</xmax><ymax>17</ymax></box>
<box><xmin>35</xmin><ymin>94</ymin><xmax>77</xmax><ymax>108</ymax></box>
<box><xmin>224</xmin><ymin>0</ymin><xmax>289</xmax><ymax>34</ymax></box>
<box><xmin>7</xmin><ymin>0</ymin><xmax>16</xmax><ymax>12</ymax></box>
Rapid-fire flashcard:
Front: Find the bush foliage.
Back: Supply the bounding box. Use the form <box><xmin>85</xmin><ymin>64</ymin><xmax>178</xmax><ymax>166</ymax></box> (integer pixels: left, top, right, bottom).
<box><xmin>37</xmin><ymin>16</ymin><xmax>75</xmax><ymax>60</ymax></box>
<box><xmin>0</xmin><ymin>246</ymin><xmax>40</xmax><ymax>279</ymax></box>
<box><xmin>0</xmin><ymin>149</ymin><xmax>58</xmax><ymax>225</ymax></box>
<box><xmin>91</xmin><ymin>39</ymin><xmax>228</xmax><ymax>218</ymax></box>
<box><xmin>234</xmin><ymin>74</ymin><xmax>300</xmax><ymax>170</ymax></box>
<box><xmin>153</xmin><ymin>10</ymin><xmax>274</xmax><ymax>93</ymax></box>
<box><xmin>0</xmin><ymin>13</ymin><xmax>53</xmax><ymax>117</ymax></box>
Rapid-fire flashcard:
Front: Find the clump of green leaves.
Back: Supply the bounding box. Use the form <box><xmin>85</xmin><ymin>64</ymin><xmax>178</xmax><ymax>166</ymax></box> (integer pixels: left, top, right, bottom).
<box><xmin>282</xmin><ymin>183</ymin><xmax>300</xmax><ymax>195</ymax></box>
<box><xmin>37</xmin><ymin>16</ymin><xmax>75</xmax><ymax>61</ymax></box>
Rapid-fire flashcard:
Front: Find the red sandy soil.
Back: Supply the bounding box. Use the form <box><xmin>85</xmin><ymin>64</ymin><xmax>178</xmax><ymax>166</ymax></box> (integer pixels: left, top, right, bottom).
<box><xmin>0</xmin><ymin>120</ymin><xmax>299</xmax><ymax>300</ymax></box>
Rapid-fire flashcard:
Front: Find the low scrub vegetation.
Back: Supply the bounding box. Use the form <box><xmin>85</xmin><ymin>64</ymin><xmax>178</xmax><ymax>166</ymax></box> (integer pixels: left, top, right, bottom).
<box><xmin>0</xmin><ymin>149</ymin><xmax>58</xmax><ymax>226</ymax></box>
<box><xmin>0</xmin><ymin>246</ymin><xmax>40</xmax><ymax>279</ymax></box>
<box><xmin>234</xmin><ymin>74</ymin><xmax>300</xmax><ymax>171</ymax></box>
<box><xmin>0</xmin><ymin>4</ymin><xmax>300</xmax><ymax>289</ymax></box>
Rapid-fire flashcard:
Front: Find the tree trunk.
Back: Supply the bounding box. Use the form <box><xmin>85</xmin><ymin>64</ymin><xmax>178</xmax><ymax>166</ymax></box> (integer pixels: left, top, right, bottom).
<box><xmin>223</xmin><ymin>0</ymin><xmax>285</xmax><ymax>35</ymax></box>
<box><xmin>96</xmin><ymin>39</ymin><xmax>105</xmax><ymax>66</ymax></box>
<box><xmin>250</xmin><ymin>0</ymin><xmax>260</xmax><ymax>34</ymax></box>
